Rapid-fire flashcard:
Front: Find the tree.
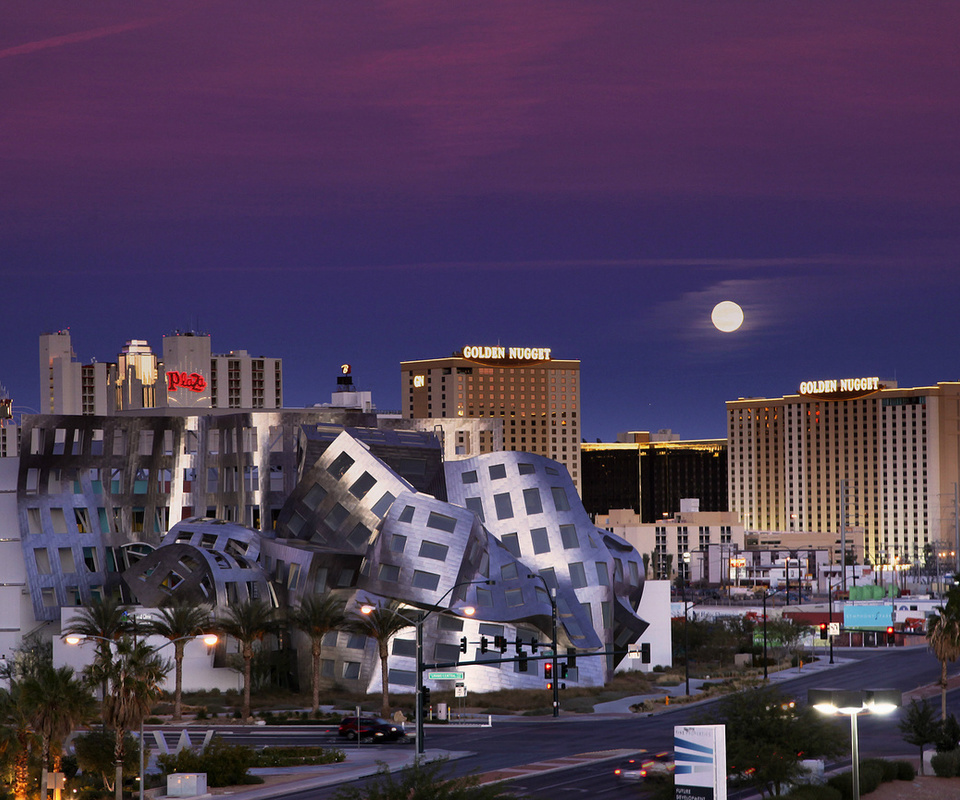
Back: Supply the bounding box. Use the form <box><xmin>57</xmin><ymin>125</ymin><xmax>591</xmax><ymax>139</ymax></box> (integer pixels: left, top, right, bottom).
<box><xmin>333</xmin><ymin>756</ymin><xmax>515</xmax><ymax>800</ymax></box>
<box><xmin>22</xmin><ymin>664</ymin><xmax>96</xmax><ymax>799</ymax></box>
<box><xmin>289</xmin><ymin>594</ymin><xmax>348</xmax><ymax>715</ymax></box>
<box><xmin>0</xmin><ymin>681</ymin><xmax>35</xmax><ymax>800</ymax></box>
<box><xmin>899</xmin><ymin>698</ymin><xmax>940</xmax><ymax>774</ymax></box>
<box><xmin>146</xmin><ymin>600</ymin><xmax>213</xmax><ymax>721</ymax></box>
<box><xmin>350</xmin><ymin>602</ymin><xmax>414</xmax><ymax>719</ymax></box>
<box><xmin>216</xmin><ymin>599</ymin><xmax>278</xmax><ymax>721</ymax></box>
<box><xmin>927</xmin><ymin>585</ymin><xmax>960</xmax><ymax>720</ymax></box>
<box><xmin>96</xmin><ymin>638</ymin><xmax>169</xmax><ymax>800</ymax></box>
<box><xmin>699</xmin><ymin>685</ymin><xmax>845</xmax><ymax>797</ymax></box>
<box><xmin>63</xmin><ymin>597</ymin><xmax>131</xmax><ymax>719</ymax></box>
<box><xmin>73</xmin><ymin>730</ymin><xmax>139</xmax><ymax>794</ymax></box>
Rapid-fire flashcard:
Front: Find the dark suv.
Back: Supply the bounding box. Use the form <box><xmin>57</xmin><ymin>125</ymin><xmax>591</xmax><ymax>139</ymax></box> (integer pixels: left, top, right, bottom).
<box><xmin>338</xmin><ymin>715</ymin><xmax>406</xmax><ymax>743</ymax></box>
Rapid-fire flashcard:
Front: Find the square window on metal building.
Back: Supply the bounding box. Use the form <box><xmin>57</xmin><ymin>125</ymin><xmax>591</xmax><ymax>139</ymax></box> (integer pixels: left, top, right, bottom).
<box><xmin>419</xmin><ymin>541</ymin><xmax>449</xmax><ymax>561</ymax></box>
<box><xmin>494</xmin><ymin>492</ymin><xmax>514</xmax><ymax>520</ymax></box>
<box><xmin>488</xmin><ymin>463</ymin><xmax>507</xmax><ymax>480</ymax></box>
<box><xmin>531</xmin><ymin>527</ymin><xmax>550</xmax><ymax>554</ymax></box>
<box><xmin>560</xmin><ymin>524</ymin><xmax>579</xmax><ymax>549</ymax></box>
<box><xmin>412</xmin><ymin>570</ymin><xmax>441</xmax><ymax>591</ymax></box>
<box><xmin>523</xmin><ymin>487</ymin><xmax>543</xmax><ymax>514</ymax></box>
<box><xmin>327</xmin><ymin>452</ymin><xmax>355</xmax><ymax>480</ymax></box>
<box><xmin>465</xmin><ymin>497</ymin><xmax>484</xmax><ymax>522</ymax></box>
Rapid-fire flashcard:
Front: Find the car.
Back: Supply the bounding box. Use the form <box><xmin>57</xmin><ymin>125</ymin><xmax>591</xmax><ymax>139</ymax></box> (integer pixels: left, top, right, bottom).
<box><xmin>613</xmin><ymin>751</ymin><xmax>675</xmax><ymax>782</ymax></box>
<box><xmin>337</xmin><ymin>715</ymin><xmax>407</xmax><ymax>743</ymax></box>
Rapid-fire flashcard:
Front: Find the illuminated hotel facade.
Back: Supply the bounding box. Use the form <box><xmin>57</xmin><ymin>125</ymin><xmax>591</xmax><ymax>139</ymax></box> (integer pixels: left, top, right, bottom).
<box><xmin>400</xmin><ymin>346</ymin><xmax>582</xmax><ymax>490</ymax></box>
<box><xmin>727</xmin><ymin>378</ymin><xmax>960</xmax><ymax>568</ymax></box>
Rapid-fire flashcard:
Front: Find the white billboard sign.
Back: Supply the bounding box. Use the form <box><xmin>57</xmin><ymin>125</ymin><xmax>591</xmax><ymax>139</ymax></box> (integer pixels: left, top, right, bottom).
<box><xmin>674</xmin><ymin>724</ymin><xmax>727</xmax><ymax>800</ymax></box>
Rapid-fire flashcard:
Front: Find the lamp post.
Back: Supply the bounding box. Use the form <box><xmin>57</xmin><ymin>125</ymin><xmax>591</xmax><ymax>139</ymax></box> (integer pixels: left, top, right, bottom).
<box><xmin>809</xmin><ymin>688</ymin><xmax>902</xmax><ymax>800</ymax></box>
<box><xmin>65</xmin><ymin>629</ymin><xmax>218</xmax><ymax>800</ymax></box>
<box><xmin>360</xmin><ymin>579</ymin><xmax>493</xmax><ymax>756</ymax></box>
<box><xmin>527</xmin><ymin>573</ymin><xmax>559</xmax><ymax>718</ymax></box>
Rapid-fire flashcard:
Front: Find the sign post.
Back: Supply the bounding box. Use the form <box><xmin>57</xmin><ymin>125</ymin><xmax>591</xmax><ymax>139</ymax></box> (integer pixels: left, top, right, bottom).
<box><xmin>674</xmin><ymin>724</ymin><xmax>726</xmax><ymax>800</ymax></box>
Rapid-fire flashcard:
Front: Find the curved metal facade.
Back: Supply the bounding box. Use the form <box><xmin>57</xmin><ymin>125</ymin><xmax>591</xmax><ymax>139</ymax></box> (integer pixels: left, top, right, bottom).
<box><xmin>17</xmin><ymin>413</ymin><xmax>647</xmax><ymax>693</ymax></box>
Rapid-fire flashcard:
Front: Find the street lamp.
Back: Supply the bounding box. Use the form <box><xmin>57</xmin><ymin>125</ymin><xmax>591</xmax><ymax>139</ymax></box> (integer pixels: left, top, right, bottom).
<box><xmin>809</xmin><ymin>688</ymin><xmax>902</xmax><ymax>800</ymax></box>
<box><xmin>65</xmin><ymin>628</ymin><xmax>218</xmax><ymax>800</ymax></box>
<box><xmin>527</xmin><ymin>573</ymin><xmax>559</xmax><ymax>718</ymax></box>
<box><xmin>360</xmin><ymin>579</ymin><xmax>493</xmax><ymax>756</ymax></box>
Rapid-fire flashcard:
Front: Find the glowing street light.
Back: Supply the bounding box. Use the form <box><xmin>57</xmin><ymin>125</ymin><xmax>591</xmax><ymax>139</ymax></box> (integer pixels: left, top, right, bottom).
<box><xmin>808</xmin><ymin>688</ymin><xmax>902</xmax><ymax>800</ymax></box>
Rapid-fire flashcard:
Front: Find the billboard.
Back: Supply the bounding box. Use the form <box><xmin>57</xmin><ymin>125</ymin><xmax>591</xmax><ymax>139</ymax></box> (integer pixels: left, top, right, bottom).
<box><xmin>674</xmin><ymin>724</ymin><xmax>727</xmax><ymax>800</ymax></box>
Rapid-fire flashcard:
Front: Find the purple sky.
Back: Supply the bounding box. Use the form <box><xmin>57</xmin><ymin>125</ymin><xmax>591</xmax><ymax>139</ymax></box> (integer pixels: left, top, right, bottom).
<box><xmin>2</xmin><ymin>2</ymin><xmax>959</xmax><ymax>441</ymax></box>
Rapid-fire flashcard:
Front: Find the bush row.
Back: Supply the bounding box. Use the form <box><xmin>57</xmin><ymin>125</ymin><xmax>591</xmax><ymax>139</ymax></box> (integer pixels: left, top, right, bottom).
<box><xmin>932</xmin><ymin>748</ymin><xmax>960</xmax><ymax>777</ymax></box>
<box><xmin>785</xmin><ymin>759</ymin><xmax>914</xmax><ymax>800</ymax></box>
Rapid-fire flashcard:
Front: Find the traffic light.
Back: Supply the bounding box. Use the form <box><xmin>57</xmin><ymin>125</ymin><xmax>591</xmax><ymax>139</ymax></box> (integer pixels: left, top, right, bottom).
<box><xmin>886</xmin><ymin>626</ymin><xmax>895</xmax><ymax>644</ymax></box>
<box><xmin>530</xmin><ymin>638</ymin><xmax>539</xmax><ymax>654</ymax></box>
<box><xmin>560</xmin><ymin>663</ymin><xmax>568</xmax><ymax>679</ymax></box>
<box><xmin>494</xmin><ymin>635</ymin><xmax>508</xmax><ymax>653</ymax></box>
<box><xmin>641</xmin><ymin>643</ymin><xmax>651</xmax><ymax>664</ymax></box>
<box><xmin>460</xmin><ymin>636</ymin><xmax>468</xmax><ymax>653</ymax></box>
<box><xmin>544</xmin><ymin>662</ymin><xmax>553</xmax><ymax>681</ymax></box>
<box><xmin>819</xmin><ymin>623</ymin><xmax>828</xmax><ymax>641</ymax></box>
<box><xmin>514</xmin><ymin>636</ymin><xmax>524</xmax><ymax>653</ymax></box>
<box><xmin>519</xmin><ymin>651</ymin><xmax>528</xmax><ymax>672</ymax></box>
<box><xmin>480</xmin><ymin>636</ymin><xmax>489</xmax><ymax>653</ymax></box>
<box><xmin>566</xmin><ymin>647</ymin><xmax>577</xmax><ymax>668</ymax></box>
<box><xmin>421</xmin><ymin>687</ymin><xmax>431</xmax><ymax>707</ymax></box>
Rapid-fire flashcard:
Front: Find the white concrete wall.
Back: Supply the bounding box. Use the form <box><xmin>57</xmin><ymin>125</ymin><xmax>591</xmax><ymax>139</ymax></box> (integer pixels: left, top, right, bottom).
<box><xmin>618</xmin><ymin>579</ymin><xmax>672</xmax><ymax>672</ymax></box>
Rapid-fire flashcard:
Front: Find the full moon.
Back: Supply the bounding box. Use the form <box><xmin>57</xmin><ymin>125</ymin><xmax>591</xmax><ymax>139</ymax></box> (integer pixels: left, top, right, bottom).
<box><xmin>711</xmin><ymin>301</ymin><xmax>744</xmax><ymax>332</ymax></box>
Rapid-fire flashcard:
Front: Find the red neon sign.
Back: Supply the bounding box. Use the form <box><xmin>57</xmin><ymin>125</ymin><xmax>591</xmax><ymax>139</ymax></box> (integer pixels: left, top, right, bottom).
<box><xmin>166</xmin><ymin>371</ymin><xmax>207</xmax><ymax>393</ymax></box>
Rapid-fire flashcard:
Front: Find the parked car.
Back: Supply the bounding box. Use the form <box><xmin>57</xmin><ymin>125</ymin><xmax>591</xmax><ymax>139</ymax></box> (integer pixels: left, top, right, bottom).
<box><xmin>338</xmin><ymin>715</ymin><xmax>407</xmax><ymax>742</ymax></box>
<box><xmin>614</xmin><ymin>751</ymin><xmax>675</xmax><ymax>782</ymax></box>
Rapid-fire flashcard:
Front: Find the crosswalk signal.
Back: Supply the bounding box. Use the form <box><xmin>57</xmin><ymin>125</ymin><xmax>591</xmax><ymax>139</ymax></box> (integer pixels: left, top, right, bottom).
<box><xmin>519</xmin><ymin>651</ymin><xmax>528</xmax><ymax>672</ymax></box>
<box><xmin>819</xmin><ymin>623</ymin><xmax>828</xmax><ymax>641</ymax></box>
<box><xmin>460</xmin><ymin>636</ymin><xmax>468</xmax><ymax>653</ymax></box>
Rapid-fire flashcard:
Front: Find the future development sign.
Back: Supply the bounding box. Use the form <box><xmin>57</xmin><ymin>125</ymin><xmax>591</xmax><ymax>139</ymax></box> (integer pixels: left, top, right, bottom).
<box><xmin>674</xmin><ymin>725</ymin><xmax>727</xmax><ymax>800</ymax></box>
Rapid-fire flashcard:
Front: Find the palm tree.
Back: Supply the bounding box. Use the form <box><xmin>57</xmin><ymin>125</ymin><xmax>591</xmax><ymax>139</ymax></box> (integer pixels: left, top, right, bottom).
<box><xmin>146</xmin><ymin>600</ymin><xmax>213</xmax><ymax>721</ymax></box>
<box><xmin>289</xmin><ymin>594</ymin><xmax>348</xmax><ymax>715</ymax></box>
<box><xmin>99</xmin><ymin>638</ymin><xmax>169</xmax><ymax>800</ymax></box>
<box><xmin>216</xmin><ymin>599</ymin><xmax>277</xmax><ymax>721</ymax></box>
<box><xmin>350</xmin><ymin>601</ymin><xmax>415</xmax><ymax>719</ymax></box>
<box><xmin>63</xmin><ymin>597</ymin><xmax>131</xmax><ymax>719</ymax></box>
<box><xmin>0</xmin><ymin>682</ymin><xmax>35</xmax><ymax>800</ymax></box>
<box><xmin>22</xmin><ymin>664</ymin><xmax>96</xmax><ymax>800</ymax></box>
<box><xmin>927</xmin><ymin>585</ymin><xmax>960</xmax><ymax>720</ymax></box>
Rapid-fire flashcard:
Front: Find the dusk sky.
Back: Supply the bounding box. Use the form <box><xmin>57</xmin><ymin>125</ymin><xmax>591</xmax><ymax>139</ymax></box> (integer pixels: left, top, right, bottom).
<box><xmin>2</xmin><ymin>2</ymin><xmax>959</xmax><ymax>442</ymax></box>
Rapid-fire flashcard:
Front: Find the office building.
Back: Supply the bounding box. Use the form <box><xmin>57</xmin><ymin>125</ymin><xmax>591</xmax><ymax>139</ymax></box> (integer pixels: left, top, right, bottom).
<box><xmin>581</xmin><ymin>431</ymin><xmax>727</xmax><ymax>521</ymax></box>
<box><xmin>400</xmin><ymin>345</ymin><xmax>582</xmax><ymax>489</ymax></box>
<box><xmin>39</xmin><ymin>331</ymin><xmax>283</xmax><ymax>415</ymax></box>
<box><xmin>728</xmin><ymin>377</ymin><xmax>960</xmax><ymax>568</ymax></box>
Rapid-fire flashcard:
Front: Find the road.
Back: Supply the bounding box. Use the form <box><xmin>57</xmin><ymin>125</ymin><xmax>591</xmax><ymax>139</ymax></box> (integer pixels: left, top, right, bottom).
<box><xmin>162</xmin><ymin>647</ymin><xmax>956</xmax><ymax>800</ymax></box>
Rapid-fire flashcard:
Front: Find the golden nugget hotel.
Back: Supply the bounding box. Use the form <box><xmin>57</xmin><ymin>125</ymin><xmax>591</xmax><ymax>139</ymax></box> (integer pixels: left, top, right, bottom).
<box><xmin>728</xmin><ymin>377</ymin><xmax>960</xmax><ymax>568</ymax></box>
<box><xmin>401</xmin><ymin>346</ymin><xmax>581</xmax><ymax>489</ymax></box>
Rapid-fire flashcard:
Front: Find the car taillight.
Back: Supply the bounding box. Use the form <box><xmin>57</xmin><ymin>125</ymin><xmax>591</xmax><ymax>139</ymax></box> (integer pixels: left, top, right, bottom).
<box><xmin>614</xmin><ymin>769</ymin><xmax>621</xmax><ymax>776</ymax></box>
<box><xmin>640</xmin><ymin>770</ymin><xmax>648</xmax><ymax>778</ymax></box>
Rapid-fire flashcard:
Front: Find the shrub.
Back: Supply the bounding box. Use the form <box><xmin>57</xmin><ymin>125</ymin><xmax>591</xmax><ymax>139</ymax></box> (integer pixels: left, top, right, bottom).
<box><xmin>825</xmin><ymin>761</ymin><xmax>884</xmax><ymax>799</ymax></box>
<box><xmin>195</xmin><ymin>706</ymin><xmax>208</xmax><ymax>720</ymax></box>
<box><xmin>932</xmin><ymin>748</ymin><xmax>960</xmax><ymax>777</ymax></box>
<box><xmin>861</xmin><ymin>758</ymin><xmax>898</xmax><ymax>782</ymax></box>
<box><xmin>895</xmin><ymin>760</ymin><xmax>916</xmax><ymax>780</ymax></box>
<box><xmin>159</xmin><ymin>739</ymin><xmax>257</xmax><ymax>787</ymax></box>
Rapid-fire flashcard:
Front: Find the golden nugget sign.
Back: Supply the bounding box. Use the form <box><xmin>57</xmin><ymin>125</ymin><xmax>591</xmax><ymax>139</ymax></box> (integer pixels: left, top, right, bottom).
<box><xmin>462</xmin><ymin>345</ymin><xmax>552</xmax><ymax>361</ymax></box>
<box><xmin>799</xmin><ymin>377</ymin><xmax>880</xmax><ymax>395</ymax></box>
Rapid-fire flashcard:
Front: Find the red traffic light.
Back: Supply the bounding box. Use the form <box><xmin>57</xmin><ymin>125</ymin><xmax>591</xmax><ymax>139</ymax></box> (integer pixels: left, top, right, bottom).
<box><xmin>886</xmin><ymin>626</ymin><xmax>894</xmax><ymax>634</ymax></box>
<box><xmin>544</xmin><ymin>662</ymin><xmax>553</xmax><ymax>679</ymax></box>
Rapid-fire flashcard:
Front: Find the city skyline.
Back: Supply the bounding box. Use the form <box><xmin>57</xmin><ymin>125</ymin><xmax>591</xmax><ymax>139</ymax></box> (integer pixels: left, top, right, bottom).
<box><xmin>2</xmin><ymin>3</ymin><xmax>959</xmax><ymax>441</ymax></box>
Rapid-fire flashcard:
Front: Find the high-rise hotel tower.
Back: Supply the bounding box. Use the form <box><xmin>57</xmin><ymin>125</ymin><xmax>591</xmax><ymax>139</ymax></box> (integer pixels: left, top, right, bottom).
<box><xmin>401</xmin><ymin>346</ymin><xmax>581</xmax><ymax>489</ymax></box>
<box><xmin>727</xmin><ymin>377</ymin><xmax>960</xmax><ymax>568</ymax></box>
